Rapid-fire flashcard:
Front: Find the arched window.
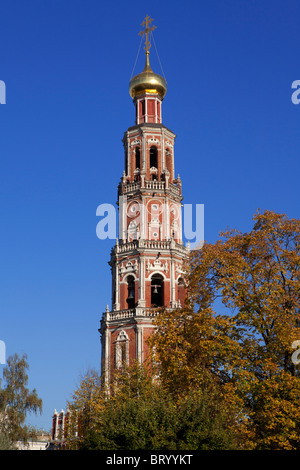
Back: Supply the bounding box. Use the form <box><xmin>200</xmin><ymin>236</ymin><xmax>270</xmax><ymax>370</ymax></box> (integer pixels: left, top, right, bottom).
<box><xmin>151</xmin><ymin>274</ymin><xmax>164</xmax><ymax>307</ymax></box>
<box><xmin>126</xmin><ymin>275</ymin><xmax>135</xmax><ymax>309</ymax></box>
<box><xmin>135</xmin><ymin>147</ymin><xmax>140</xmax><ymax>170</ymax></box>
<box><xmin>115</xmin><ymin>329</ymin><xmax>129</xmax><ymax>369</ymax></box>
<box><xmin>177</xmin><ymin>277</ymin><xmax>185</xmax><ymax>307</ymax></box>
<box><xmin>150</xmin><ymin>146</ymin><xmax>158</xmax><ymax>169</ymax></box>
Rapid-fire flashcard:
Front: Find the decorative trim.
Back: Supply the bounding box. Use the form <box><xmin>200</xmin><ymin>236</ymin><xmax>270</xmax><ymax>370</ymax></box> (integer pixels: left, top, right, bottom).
<box><xmin>147</xmin><ymin>136</ymin><xmax>160</xmax><ymax>146</ymax></box>
<box><xmin>146</xmin><ymin>259</ymin><xmax>169</xmax><ymax>274</ymax></box>
<box><xmin>119</xmin><ymin>260</ymin><xmax>138</xmax><ymax>277</ymax></box>
<box><xmin>165</xmin><ymin>140</ymin><xmax>173</xmax><ymax>149</ymax></box>
<box><xmin>131</xmin><ymin>138</ymin><xmax>141</xmax><ymax>147</ymax></box>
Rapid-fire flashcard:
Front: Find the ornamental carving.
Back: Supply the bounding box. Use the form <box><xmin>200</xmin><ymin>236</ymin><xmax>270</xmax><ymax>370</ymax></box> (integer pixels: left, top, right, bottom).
<box><xmin>130</xmin><ymin>138</ymin><xmax>141</xmax><ymax>147</ymax></box>
<box><xmin>165</xmin><ymin>140</ymin><xmax>173</xmax><ymax>149</ymax></box>
<box><xmin>146</xmin><ymin>259</ymin><xmax>168</xmax><ymax>273</ymax></box>
<box><xmin>176</xmin><ymin>262</ymin><xmax>184</xmax><ymax>275</ymax></box>
<box><xmin>119</xmin><ymin>260</ymin><xmax>138</xmax><ymax>277</ymax></box>
<box><xmin>148</xmin><ymin>136</ymin><xmax>160</xmax><ymax>146</ymax></box>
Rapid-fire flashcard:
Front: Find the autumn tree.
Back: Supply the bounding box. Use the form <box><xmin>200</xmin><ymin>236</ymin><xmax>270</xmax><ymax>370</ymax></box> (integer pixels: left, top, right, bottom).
<box><xmin>151</xmin><ymin>210</ymin><xmax>300</xmax><ymax>450</ymax></box>
<box><xmin>0</xmin><ymin>353</ymin><xmax>43</xmax><ymax>447</ymax></box>
<box><xmin>64</xmin><ymin>368</ymin><xmax>104</xmax><ymax>449</ymax></box>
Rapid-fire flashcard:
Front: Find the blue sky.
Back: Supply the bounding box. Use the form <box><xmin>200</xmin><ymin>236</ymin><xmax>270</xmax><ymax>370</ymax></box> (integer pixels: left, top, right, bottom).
<box><xmin>0</xmin><ymin>0</ymin><xmax>299</xmax><ymax>431</ymax></box>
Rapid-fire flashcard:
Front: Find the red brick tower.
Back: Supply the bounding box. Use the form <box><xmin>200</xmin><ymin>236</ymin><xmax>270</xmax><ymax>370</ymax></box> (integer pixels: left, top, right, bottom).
<box><xmin>99</xmin><ymin>17</ymin><xmax>188</xmax><ymax>383</ymax></box>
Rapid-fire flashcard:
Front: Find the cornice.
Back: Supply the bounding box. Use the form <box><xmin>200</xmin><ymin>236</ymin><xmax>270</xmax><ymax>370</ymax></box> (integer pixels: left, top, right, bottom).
<box><xmin>124</xmin><ymin>123</ymin><xmax>176</xmax><ymax>139</ymax></box>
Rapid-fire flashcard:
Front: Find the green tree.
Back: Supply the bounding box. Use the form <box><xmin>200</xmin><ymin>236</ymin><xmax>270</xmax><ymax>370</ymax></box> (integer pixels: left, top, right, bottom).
<box><xmin>66</xmin><ymin>362</ymin><xmax>240</xmax><ymax>450</ymax></box>
<box><xmin>0</xmin><ymin>353</ymin><xmax>43</xmax><ymax>447</ymax></box>
<box><xmin>0</xmin><ymin>433</ymin><xmax>15</xmax><ymax>450</ymax></box>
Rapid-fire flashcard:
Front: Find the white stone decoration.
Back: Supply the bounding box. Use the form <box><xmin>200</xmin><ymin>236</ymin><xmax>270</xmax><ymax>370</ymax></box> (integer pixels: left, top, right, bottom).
<box><xmin>148</xmin><ymin>136</ymin><xmax>160</xmax><ymax>146</ymax></box>
<box><xmin>146</xmin><ymin>259</ymin><xmax>168</xmax><ymax>273</ymax></box>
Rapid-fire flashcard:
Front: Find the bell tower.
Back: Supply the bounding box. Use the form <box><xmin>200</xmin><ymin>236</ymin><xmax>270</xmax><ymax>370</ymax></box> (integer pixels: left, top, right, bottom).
<box><xmin>99</xmin><ymin>17</ymin><xmax>188</xmax><ymax>383</ymax></box>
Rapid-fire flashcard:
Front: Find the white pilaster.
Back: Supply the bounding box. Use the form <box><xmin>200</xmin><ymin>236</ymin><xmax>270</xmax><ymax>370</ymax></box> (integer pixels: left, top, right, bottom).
<box><xmin>136</xmin><ymin>324</ymin><xmax>143</xmax><ymax>363</ymax></box>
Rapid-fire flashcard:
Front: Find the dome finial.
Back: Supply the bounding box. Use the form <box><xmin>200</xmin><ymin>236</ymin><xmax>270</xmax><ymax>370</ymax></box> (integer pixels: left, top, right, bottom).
<box><xmin>143</xmin><ymin>50</ymin><xmax>152</xmax><ymax>72</ymax></box>
<box><xmin>138</xmin><ymin>15</ymin><xmax>157</xmax><ymax>55</ymax></box>
<box><xmin>129</xmin><ymin>16</ymin><xmax>167</xmax><ymax>100</ymax></box>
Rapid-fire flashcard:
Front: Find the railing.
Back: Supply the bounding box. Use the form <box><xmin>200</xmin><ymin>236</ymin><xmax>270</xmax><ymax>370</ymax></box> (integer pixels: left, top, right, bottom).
<box><xmin>114</xmin><ymin>239</ymin><xmax>189</xmax><ymax>255</ymax></box>
<box><xmin>141</xmin><ymin>240</ymin><xmax>172</xmax><ymax>250</ymax></box>
<box><xmin>169</xmin><ymin>182</ymin><xmax>181</xmax><ymax>196</ymax></box>
<box><xmin>104</xmin><ymin>308</ymin><xmax>162</xmax><ymax>322</ymax></box>
<box><xmin>145</xmin><ymin>180</ymin><xmax>165</xmax><ymax>191</ymax></box>
<box><xmin>115</xmin><ymin>241</ymin><xmax>138</xmax><ymax>253</ymax></box>
<box><xmin>122</xmin><ymin>181</ymin><xmax>141</xmax><ymax>194</ymax></box>
<box><xmin>119</xmin><ymin>179</ymin><xmax>181</xmax><ymax>196</ymax></box>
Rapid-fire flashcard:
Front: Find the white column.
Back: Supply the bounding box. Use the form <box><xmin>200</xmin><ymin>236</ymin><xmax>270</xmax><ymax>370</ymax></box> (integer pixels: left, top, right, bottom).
<box><xmin>145</xmin><ymin>98</ymin><xmax>148</xmax><ymax>123</ymax></box>
<box><xmin>138</xmin><ymin>257</ymin><xmax>146</xmax><ymax>307</ymax></box>
<box><xmin>162</xmin><ymin>130</ymin><xmax>165</xmax><ymax>170</ymax></box>
<box><xmin>54</xmin><ymin>412</ymin><xmax>58</xmax><ymax>440</ymax></box>
<box><xmin>136</xmin><ymin>324</ymin><xmax>143</xmax><ymax>363</ymax></box>
<box><xmin>128</xmin><ymin>139</ymin><xmax>131</xmax><ymax>176</ymax></box>
<box><xmin>170</xmin><ymin>257</ymin><xmax>176</xmax><ymax>307</ymax></box>
<box><xmin>61</xmin><ymin>410</ymin><xmax>65</xmax><ymax>437</ymax></box>
<box><xmin>136</xmin><ymin>99</ymin><xmax>139</xmax><ymax>125</ymax></box>
<box><xmin>119</xmin><ymin>194</ymin><xmax>127</xmax><ymax>242</ymax></box>
<box><xmin>114</xmin><ymin>263</ymin><xmax>120</xmax><ymax>311</ymax></box>
<box><xmin>140</xmin><ymin>196</ymin><xmax>146</xmax><ymax>239</ymax></box>
<box><xmin>104</xmin><ymin>328</ymin><xmax>111</xmax><ymax>384</ymax></box>
<box><xmin>172</xmin><ymin>145</ymin><xmax>175</xmax><ymax>180</ymax></box>
<box><xmin>178</xmin><ymin>202</ymin><xmax>183</xmax><ymax>242</ymax></box>
<box><xmin>165</xmin><ymin>200</ymin><xmax>170</xmax><ymax>240</ymax></box>
<box><xmin>142</xmin><ymin>133</ymin><xmax>146</xmax><ymax>172</ymax></box>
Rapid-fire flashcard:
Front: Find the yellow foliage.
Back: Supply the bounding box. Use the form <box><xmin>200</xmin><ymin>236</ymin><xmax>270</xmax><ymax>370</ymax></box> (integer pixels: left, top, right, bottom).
<box><xmin>151</xmin><ymin>210</ymin><xmax>300</xmax><ymax>450</ymax></box>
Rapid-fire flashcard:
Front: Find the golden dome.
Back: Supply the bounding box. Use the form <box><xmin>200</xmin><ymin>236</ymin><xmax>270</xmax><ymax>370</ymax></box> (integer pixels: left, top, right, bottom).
<box><xmin>129</xmin><ymin>52</ymin><xmax>167</xmax><ymax>100</ymax></box>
